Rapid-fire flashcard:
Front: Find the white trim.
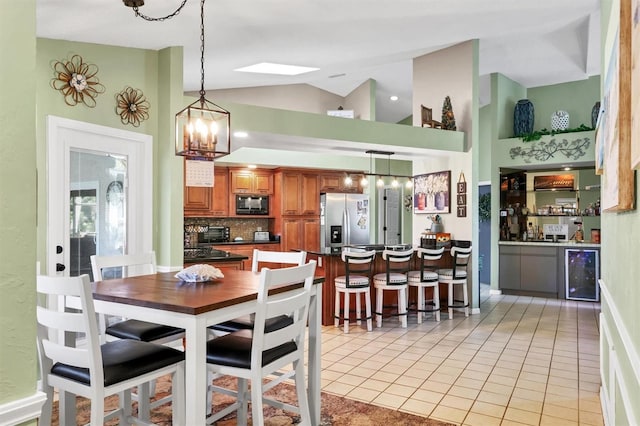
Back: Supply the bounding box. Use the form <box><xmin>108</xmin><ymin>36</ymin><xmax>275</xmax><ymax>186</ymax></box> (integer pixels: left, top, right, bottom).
<box><xmin>0</xmin><ymin>391</ymin><xmax>47</xmax><ymax>426</ymax></box>
<box><xmin>471</xmin><ymin>307</ymin><xmax>480</xmax><ymax>315</ymax></box>
<box><xmin>477</xmin><ymin>180</ymin><xmax>491</xmax><ymax>186</ymax></box>
<box><xmin>489</xmin><ymin>289</ymin><xmax>502</xmax><ymax>295</ymax></box>
<box><xmin>599</xmin><ymin>279</ymin><xmax>640</xmax><ymax>386</ymax></box>
<box><xmin>46</xmin><ymin>116</ymin><xmax>153</xmax><ymax>275</ymax></box>
<box><xmin>599</xmin><ymin>292</ymin><xmax>640</xmax><ymax>426</ymax></box>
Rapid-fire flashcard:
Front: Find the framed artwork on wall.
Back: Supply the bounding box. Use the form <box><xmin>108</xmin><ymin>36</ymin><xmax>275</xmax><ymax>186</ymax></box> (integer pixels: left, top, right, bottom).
<box><xmin>413</xmin><ymin>170</ymin><xmax>451</xmax><ymax>214</ymax></box>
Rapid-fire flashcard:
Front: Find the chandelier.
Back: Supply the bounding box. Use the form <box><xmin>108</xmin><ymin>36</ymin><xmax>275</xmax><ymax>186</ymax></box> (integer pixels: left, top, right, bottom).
<box><xmin>346</xmin><ymin>150</ymin><xmax>413</xmax><ymax>189</ymax></box>
<box><xmin>125</xmin><ymin>0</ymin><xmax>231</xmax><ymax>161</ymax></box>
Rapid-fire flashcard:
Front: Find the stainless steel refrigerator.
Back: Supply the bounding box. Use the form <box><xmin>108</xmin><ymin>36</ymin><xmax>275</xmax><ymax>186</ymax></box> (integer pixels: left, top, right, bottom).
<box><xmin>320</xmin><ymin>193</ymin><xmax>370</xmax><ymax>252</ymax></box>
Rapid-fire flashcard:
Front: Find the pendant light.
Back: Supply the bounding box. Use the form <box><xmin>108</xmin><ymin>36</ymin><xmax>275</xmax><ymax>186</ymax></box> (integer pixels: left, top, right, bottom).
<box><xmin>125</xmin><ymin>0</ymin><xmax>231</xmax><ymax>161</ymax></box>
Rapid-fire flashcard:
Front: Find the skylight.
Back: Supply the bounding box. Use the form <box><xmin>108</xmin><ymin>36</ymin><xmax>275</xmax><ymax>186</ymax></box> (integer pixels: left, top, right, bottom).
<box><xmin>235</xmin><ymin>62</ymin><xmax>319</xmax><ymax>76</ymax></box>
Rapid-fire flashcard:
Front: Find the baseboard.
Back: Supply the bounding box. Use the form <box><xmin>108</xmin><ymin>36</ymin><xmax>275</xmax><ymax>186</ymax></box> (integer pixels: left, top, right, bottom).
<box><xmin>489</xmin><ymin>289</ymin><xmax>502</xmax><ymax>295</ymax></box>
<box><xmin>471</xmin><ymin>308</ymin><xmax>480</xmax><ymax>315</ymax></box>
<box><xmin>0</xmin><ymin>391</ymin><xmax>47</xmax><ymax>426</ymax></box>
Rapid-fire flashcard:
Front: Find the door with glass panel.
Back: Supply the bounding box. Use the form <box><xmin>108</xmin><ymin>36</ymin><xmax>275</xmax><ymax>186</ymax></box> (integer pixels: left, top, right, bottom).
<box><xmin>47</xmin><ymin>116</ymin><xmax>152</xmax><ymax>279</ymax></box>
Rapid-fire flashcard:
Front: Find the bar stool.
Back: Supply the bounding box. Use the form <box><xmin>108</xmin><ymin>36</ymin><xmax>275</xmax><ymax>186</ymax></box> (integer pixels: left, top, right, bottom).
<box><xmin>334</xmin><ymin>249</ymin><xmax>376</xmax><ymax>333</ymax></box>
<box><xmin>438</xmin><ymin>245</ymin><xmax>472</xmax><ymax>319</ymax></box>
<box><xmin>407</xmin><ymin>247</ymin><xmax>445</xmax><ymax>323</ymax></box>
<box><xmin>373</xmin><ymin>248</ymin><xmax>414</xmax><ymax>328</ymax></box>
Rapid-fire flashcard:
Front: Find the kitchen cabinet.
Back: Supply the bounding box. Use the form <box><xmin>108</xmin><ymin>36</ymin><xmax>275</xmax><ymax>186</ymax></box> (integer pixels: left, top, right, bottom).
<box><xmin>212</xmin><ymin>243</ymin><xmax>280</xmax><ymax>270</ymax></box>
<box><xmin>184</xmin><ymin>259</ymin><xmax>244</xmax><ymax>270</ymax></box>
<box><xmin>278</xmin><ymin>171</ymin><xmax>319</xmax><ymax>215</ymax></box>
<box><xmin>230</xmin><ymin>169</ymin><xmax>274</xmax><ymax>194</ymax></box>
<box><xmin>499</xmin><ymin>243</ymin><xmax>560</xmax><ymax>297</ymax></box>
<box><xmin>281</xmin><ymin>217</ymin><xmax>320</xmax><ymax>253</ymax></box>
<box><xmin>319</xmin><ymin>172</ymin><xmax>363</xmax><ymax>193</ymax></box>
<box><xmin>184</xmin><ymin>167</ymin><xmax>229</xmax><ymax>217</ymax></box>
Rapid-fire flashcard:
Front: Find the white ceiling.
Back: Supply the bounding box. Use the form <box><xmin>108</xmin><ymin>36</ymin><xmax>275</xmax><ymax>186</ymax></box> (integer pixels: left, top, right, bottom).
<box><xmin>36</xmin><ymin>0</ymin><xmax>601</xmax><ymax>151</ymax></box>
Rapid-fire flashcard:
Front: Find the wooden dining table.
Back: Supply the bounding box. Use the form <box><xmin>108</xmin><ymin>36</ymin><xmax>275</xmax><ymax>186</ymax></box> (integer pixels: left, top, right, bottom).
<box><xmin>89</xmin><ymin>269</ymin><xmax>324</xmax><ymax>425</ymax></box>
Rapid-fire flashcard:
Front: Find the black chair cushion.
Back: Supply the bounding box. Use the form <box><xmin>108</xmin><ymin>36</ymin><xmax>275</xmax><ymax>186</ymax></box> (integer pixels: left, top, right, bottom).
<box><xmin>208</xmin><ymin>314</ymin><xmax>293</xmax><ymax>334</ymax></box>
<box><xmin>206</xmin><ymin>329</ymin><xmax>297</xmax><ymax>369</ymax></box>
<box><xmin>50</xmin><ymin>339</ymin><xmax>185</xmax><ymax>387</ymax></box>
<box><xmin>106</xmin><ymin>319</ymin><xmax>184</xmax><ymax>342</ymax></box>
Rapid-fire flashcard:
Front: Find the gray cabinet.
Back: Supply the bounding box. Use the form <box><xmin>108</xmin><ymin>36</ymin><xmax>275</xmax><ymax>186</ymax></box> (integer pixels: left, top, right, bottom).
<box><xmin>520</xmin><ymin>246</ymin><xmax>558</xmax><ymax>293</ymax></box>
<box><xmin>499</xmin><ymin>244</ymin><xmax>560</xmax><ymax>297</ymax></box>
<box><xmin>499</xmin><ymin>245</ymin><xmax>521</xmax><ymax>290</ymax></box>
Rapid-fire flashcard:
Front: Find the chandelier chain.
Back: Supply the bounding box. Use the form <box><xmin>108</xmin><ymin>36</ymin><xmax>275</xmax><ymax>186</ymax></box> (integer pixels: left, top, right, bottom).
<box><xmin>132</xmin><ymin>0</ymin><xmax>189</xmax><ymax>21</ymax></box>
<box><xmin>199</xmin><ymin>0</ymin><xmax>206</xmax><ymax>98</ymax></box>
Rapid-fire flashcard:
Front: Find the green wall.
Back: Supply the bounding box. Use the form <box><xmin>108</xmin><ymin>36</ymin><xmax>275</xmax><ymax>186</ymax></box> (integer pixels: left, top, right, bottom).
<box><xmin>0</xmin><ymin>0</ymin><xmax>38</xmax><ymax>415</ymax></box>
<box><xmin>598</xmin><ymin>0</ymin><xmax>640</xmax><ymax>422</ymax></box>
<box><xmin>527</xmin><ymin>75</ymin><xmax>601</xmax><ymax>132</ymax></box>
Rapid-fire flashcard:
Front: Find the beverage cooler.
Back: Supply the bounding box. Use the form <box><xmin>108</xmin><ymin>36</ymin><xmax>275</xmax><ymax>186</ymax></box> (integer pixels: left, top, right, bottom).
<box><xmin>565</xmin><ymin>248</ymin><xmax>600</xmax><ymax>301</ymax></box>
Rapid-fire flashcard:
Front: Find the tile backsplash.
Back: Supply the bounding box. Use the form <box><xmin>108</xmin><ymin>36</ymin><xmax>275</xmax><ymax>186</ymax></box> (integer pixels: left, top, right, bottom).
<box><xmin>184</xmin><ymin>217</ymin><xmax>272</xmax><ymax>242</ymax></box>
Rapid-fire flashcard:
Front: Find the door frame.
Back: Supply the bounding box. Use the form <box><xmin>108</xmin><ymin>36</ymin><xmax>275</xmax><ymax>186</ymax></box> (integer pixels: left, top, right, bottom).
<box><xmin>46</xmin><ymin>116</ymin><xmax>153</xmax><ymax>276</ymax></box>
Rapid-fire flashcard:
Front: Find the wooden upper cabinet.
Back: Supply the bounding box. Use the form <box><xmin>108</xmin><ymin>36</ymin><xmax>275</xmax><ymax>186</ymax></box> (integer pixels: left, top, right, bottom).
<box><xmin>281</xmin><ymin>172</ymin><xmax>302</xmax><ymax>215</ymax></box>
<box><xmin>230</xmin><ymin>169</ymin><xmax>274</xmax><ymax>194</ymax></box>
<box><xmin>210</xmin><ymin>168</ymin><xmax>229</xmax><ymax>216</ymax></box>
<box><xmin>184</xmin><ymin>186</ymin><xmax>211</xmax><ymax>214</ymax></box>
<box><xmin>319</xmin><ymin>172</ymin><xmax>362</xmax><ymax>193</ymax></box>
<box><xmin>184</xmin><ymin>166</ymin><xmax>228</xmax><ymax>217</ymax></box>
<box><xmin>301</xmin><ymin>173</ymin><xmax>319</xmax><ymax>215</ymax></box>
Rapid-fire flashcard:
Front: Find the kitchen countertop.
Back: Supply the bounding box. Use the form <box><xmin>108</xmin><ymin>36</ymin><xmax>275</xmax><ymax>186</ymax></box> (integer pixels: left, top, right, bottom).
<box><xmin>499</xmin><ymin>241</ymin><xmax>601</xmax><ymax>248</ymax></box>
<box><xmin>183</xmin><ymin>248</ymin><xmax>249</xmax><ymax>263</ymax></box>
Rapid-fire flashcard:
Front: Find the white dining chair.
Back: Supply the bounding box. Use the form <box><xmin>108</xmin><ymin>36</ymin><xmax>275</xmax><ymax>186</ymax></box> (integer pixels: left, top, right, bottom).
<box><xmin>36</xmin><ymin>274</ymin><xmax>185</xmax><ymax>425</ymax></box>
<box><xmin>208</xmin><ymin>249</ymin><xmax>306</xmax><ymax>334</ymax></box>
<box><xmin>91</xmin><ymin>252</ymin><xmax>185</xmax><ymax>408</ymax></box>
<box><xmin>205</xmin><ymin>261</ymin><xmax>316</xmax><ymax>425</ymax></box>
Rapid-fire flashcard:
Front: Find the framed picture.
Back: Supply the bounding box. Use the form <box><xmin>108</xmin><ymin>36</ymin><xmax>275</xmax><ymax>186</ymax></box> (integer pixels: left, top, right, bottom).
<box><xmin>413</xmin><ymin>170</ymin><xmax>451</xmax><ymax>214</ymax></box>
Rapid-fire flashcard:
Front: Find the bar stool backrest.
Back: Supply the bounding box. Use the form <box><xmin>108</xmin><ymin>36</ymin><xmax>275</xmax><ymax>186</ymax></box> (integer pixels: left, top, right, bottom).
<box><xmin>381</xmin><ymin>248</ymin><xmax>414</xmax><ymax>282</ymax></box>
<box><xmin>415</xmin><ymin>247</ymin><xmax>445</xmax><ymax>281</ymax></box>
<box><xmin>341</xmin><ymin>249</ymin><xmax>376</xmax><ymax>288</ymax></box>
<box><xmin>450</xmin><ymin>246</ymin><xmax>472</xmax><ymax>279</ymax></box>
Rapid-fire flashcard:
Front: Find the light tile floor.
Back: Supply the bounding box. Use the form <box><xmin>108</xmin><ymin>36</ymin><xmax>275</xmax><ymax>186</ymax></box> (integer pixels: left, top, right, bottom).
<box><xmin>320</xmin><ymin>294</ymin><xmax>603</xmax><ymax>426</ymax></box>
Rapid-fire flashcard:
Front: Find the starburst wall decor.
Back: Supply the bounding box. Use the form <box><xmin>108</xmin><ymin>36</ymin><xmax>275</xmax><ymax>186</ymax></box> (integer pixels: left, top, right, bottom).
<box><xmin>51</xmin><ymin>55</ymin><xmax>105</xmax><ymax>107</ymax></box>
<box><xmin>115</xmin><ymin>86</ymin><xmax>150</xmax><ymax>127</ymax></box>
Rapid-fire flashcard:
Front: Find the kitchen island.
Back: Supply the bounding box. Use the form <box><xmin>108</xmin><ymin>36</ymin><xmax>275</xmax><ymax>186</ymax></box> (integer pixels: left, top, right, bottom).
<box><xmin>499</xmin><ymin>241</ymin><xmax>600</xmax><ymax>300</ymax></box>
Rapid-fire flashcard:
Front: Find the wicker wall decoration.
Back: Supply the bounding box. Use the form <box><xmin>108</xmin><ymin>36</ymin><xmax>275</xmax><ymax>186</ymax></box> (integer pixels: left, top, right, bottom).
<box><xmin>51</xmin><ymin>55</ymin><xmax>105</xmax><ymax>107</ymax></box>
<box><xmin>115</xmin><ymin>86</ymin><xmax>150</xmax><ymax>127</ymax></box>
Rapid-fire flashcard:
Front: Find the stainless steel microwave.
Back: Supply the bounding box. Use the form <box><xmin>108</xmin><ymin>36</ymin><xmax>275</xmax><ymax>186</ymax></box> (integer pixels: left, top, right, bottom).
<box><xmin>235</xmin><ymin>195</ymin><xmax>269</xmax><ymax>215</ymax></box>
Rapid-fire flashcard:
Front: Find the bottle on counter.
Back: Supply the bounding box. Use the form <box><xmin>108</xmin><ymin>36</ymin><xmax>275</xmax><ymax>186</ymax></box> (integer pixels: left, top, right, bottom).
<box><xmin>527</xmin><ymin>222</ymin><xmax>534</xmax><ymax>240</ymax></box>
<box><xmin>575</xmin><ymin>222</ymin><xmax>584</xmax><ymax>242</ymax></box>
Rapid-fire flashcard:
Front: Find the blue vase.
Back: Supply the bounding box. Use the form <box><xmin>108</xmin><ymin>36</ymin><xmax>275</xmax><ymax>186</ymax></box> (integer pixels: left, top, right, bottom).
<box><xmin>514</xmin><ymin>99</ymin><xmax>534</xmax><ymax>136</ymax></box>
<box><xmin>591</xmin><ymin>101</ymin><xmax>601</xmax><ymax>128</ymax></box>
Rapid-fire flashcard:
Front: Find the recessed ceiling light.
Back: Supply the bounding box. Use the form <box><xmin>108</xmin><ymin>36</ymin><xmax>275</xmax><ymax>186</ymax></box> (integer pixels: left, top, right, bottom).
<box><xmin>235</xmin><ymin>62</ymin><xmax>319</xmax><ymax>76</ymax></box>
<box><xmin>390</xmin><ymin>95</ymin><xmax>399</xmax><ymax>101</ymax></box>
<box><xmin>233</xmin><ymin>131</ymin><xmax>248</xmax><ymax>138</ymax></box>
<box><xmin>247</xmin><ymin>164</ymin><xmax>257</xmax><ymax>169</ymax></box>
<box><xmin>563</xmin><ymin>167</ymin><xmax>572</xmax><ymax>171</ymax></box>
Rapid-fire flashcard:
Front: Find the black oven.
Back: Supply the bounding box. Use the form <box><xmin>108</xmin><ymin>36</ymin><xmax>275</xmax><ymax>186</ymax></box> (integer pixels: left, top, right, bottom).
<box><xmin>235</xmin><ymin>195</ymin><xmax>269</xmax><ymax>215</ymax></box>
<box><xmin>198</xmin><ymin>226</ymin><xmax>230</xmax><ymax>243</ymax></box>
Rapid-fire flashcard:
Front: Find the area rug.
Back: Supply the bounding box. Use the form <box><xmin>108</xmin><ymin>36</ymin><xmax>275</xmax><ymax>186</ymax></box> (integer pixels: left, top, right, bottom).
<box><xmin>50</xmin><ymin>374</ymin><xmax>455</xmax><ymax>425</ymax></box>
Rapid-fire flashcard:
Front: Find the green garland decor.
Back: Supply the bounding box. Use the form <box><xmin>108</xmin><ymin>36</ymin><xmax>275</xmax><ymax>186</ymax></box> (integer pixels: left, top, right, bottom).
<box><xmin>518</xmin><ymin>124</ymin><xmax>593</xmax><ymax>142</ymax></box>
<box><xmin>479</xmin><ymin>193</ymin><xmax>491</xmax><ymax>222</ymax></box>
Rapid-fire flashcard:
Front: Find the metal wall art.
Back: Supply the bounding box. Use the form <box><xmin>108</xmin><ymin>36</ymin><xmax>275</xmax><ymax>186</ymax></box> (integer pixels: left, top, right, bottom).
<box><xmin>509</xmin><ymin>137</ymin><xmax>591</xmax><ymax>163</ymax></box>
<box><xmin>115</xmin><ymin>86</ymin><xmax>150</xmax><ymax>127</ymax></box>
<box><xmin>51</xmin><ymin>55</ymin><xmax>105</xmax><ymax>107</ymax></box>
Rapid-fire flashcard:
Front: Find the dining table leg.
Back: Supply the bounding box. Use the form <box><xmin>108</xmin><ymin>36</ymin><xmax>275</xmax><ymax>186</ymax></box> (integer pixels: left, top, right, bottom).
<box><xmin>307</xmin><ymin>283</ymin><xmax>322</xmax><ymax>424</ymax></box>
<box><xmin>184</xmin><ymin>315</ymin><xmax>208</xmax><ymax>425</ymax></box>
